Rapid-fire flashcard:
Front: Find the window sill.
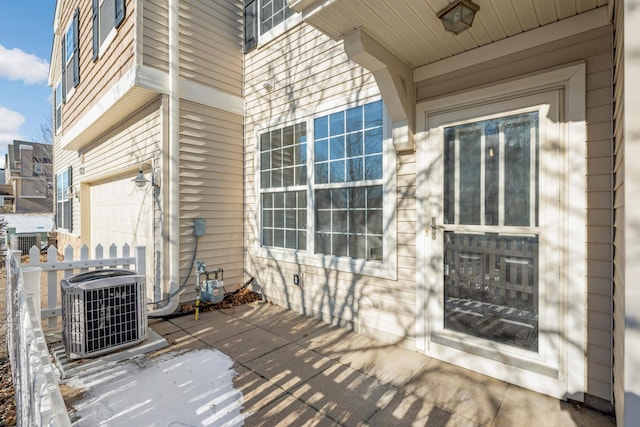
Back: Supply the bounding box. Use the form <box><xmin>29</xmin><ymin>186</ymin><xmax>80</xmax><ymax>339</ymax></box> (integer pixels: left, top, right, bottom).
<box><xmin>258</xmin><ymin>14</ymin><xmax>302</xmax><ymax>48</ymax></box>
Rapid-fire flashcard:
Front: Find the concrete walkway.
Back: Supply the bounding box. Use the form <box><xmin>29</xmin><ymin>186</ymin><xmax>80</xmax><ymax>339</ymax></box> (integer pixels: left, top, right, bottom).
<box><xmin>148</xmin><ymin>302</ymin><xmax>614</xmax><ymax>427</ymax></box>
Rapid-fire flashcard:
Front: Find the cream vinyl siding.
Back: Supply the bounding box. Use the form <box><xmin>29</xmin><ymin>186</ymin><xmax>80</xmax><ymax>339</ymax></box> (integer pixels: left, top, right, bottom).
<box><xmin>244</xmin><ymin>23</ymin><xmax>415</xmax><ymax>346</ymax></box>
<box><xmin>58</xmin><ymin>0</ymin><xmax>135</xmax><ymax>135</ymax></box>
<box><xmin>612</xmin><ymin>0</ymin><xmax>624</xmax><ymax>418</ymax></box>
<box><xmin>54</xmin><ymin>99</ymin><xmax>162</xmax><ymax>245</ymax></box>
<box><xmin>179</xmin><ymin>101</ymin><xmax>244</xmax><ymax>303</ymax></box>
<box><xmin>415</xmin><ymin>26</ymin><xmax>614</xmax><ymax>402</ymax></box>
<box><xmin>141</xmin><ymin>0</ymin><xmax>243</xmax><ymax>98</ymax></box>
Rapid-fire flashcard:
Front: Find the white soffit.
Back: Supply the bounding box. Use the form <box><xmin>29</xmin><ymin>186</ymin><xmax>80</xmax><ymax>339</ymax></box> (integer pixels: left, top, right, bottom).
<box><xmin>413</xmin><ymin>7</ymin><xmax>609</xmax><ymax>82</ymax></box>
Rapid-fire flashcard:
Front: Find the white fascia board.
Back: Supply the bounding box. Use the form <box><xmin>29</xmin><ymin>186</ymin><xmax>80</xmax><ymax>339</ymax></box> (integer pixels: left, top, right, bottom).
<box><xmin>60</xmin><ymin>66</ymin><xmax>138</xmax><ymax>150</ymax></box>
<box><xmin>61</xmin><ymin>65</ymin><xmax>244</xmax><ymax>150</ymax></box>
<box><xmin>288</xmin><ymin>0</ymin><xmax>337</xmax><ymax>17</ymax></box>
<box><xmin>414</xmin><ymin>7</ymin><xmax>609</xmax><ymax>83</ymax></box>
<box><xmin>137</xmin><ymin>65</ymin><xmax>243</xmax><ymax>115</ymax></box>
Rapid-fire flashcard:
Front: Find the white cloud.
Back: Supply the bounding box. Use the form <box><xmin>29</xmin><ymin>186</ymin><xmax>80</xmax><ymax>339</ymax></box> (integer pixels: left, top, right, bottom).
<box><xmin>0</xmin><ymin>106</ymin><xmax>25</xmax><ymax>165</ymax></box>
<box><xmin>0</xmin><ymin>44</ymin><xmax>49</xmax><ymax>85</ymax></box>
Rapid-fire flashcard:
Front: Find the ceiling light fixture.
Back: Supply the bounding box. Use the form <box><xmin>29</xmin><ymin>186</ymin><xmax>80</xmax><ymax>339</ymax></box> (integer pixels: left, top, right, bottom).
<box><xmin>437</xmin><ymin>0</ymin><xmax>479</xmax><ymax>35</ymax></box>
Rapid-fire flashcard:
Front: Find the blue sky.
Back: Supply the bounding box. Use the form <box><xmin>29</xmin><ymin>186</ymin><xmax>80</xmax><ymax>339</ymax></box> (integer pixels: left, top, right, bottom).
<box><xmin>0</xmin><ymin>1</ymin><xmax>56</xmax><ymax>167</ymax></box>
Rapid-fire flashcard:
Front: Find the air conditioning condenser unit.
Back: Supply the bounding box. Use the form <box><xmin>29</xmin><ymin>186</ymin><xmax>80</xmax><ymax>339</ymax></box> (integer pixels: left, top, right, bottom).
<box><xmin>61</xmin><ymin>269</ymin><xmax>147</xmax><ymax>359</ymax></box>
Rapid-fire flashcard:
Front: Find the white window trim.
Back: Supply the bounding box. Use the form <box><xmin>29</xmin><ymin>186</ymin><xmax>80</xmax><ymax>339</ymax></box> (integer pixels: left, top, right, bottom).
<box><xmin>55</xmin><ymin>79</ymin><xmax>62</xmax><ymax>135</ymax></box>
<box><xmin>258</xmin><ymin>4</ymin><xmax>302</xmax><ymax>47</ymax></box>
<box><xmin>253</xmin><ymin>97</ymin><xmax>398</xmax><ymax>280</ymax></box>
<box><xmin>63</xmin><ymin>18</ymin><xmax>76</xmax><ymax>102</ymax></box>
<box><xmin>415</xmin><ymin>63</ymin><xmax>586</xmax><ymax>400</ymax></box>
<box><xmin>96</xmin><ymin>0</ymin><xmax>118</xmax><ymax>58</ymax></box>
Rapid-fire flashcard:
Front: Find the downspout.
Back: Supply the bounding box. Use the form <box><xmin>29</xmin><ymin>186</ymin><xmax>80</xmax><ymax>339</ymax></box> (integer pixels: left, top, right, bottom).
<box><xmin>148</xmin><ymin>0</ymin><xmax>181</xmax><ymax>316</ymax></box>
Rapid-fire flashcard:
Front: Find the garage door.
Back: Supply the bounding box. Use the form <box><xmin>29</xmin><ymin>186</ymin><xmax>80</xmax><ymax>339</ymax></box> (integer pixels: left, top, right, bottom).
<box><xmin>90</xmin><ymin>175</ymin><xmax>154</xmax><ymax>299</ymax></box>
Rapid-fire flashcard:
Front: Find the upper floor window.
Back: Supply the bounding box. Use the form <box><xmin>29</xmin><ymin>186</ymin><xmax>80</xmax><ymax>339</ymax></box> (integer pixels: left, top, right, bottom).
<box><xmin>92</xmin><ymin>0</ymin><xmax>126</xmax><ymax>60</ymax></box>
<box><xmin>244</xmin><ymin>0</ymin><xmax>299</xmax><ymax>52</ymax></box>
<box><xmin>55</xmin><ymin>81</ymin><xmax>62</xmax><ymax>132</ymax></box>
<box><xmin>61</xmin><ymin>9</ymin><xmax>79</xmax><ymax>102</ymax></box>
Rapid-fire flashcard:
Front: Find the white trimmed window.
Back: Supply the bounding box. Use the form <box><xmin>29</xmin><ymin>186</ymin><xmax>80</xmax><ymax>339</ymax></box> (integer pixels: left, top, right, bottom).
<box><xmin>259</xmin><ymin>123</ymin><xmax>307</xmax><ymax>250</ymax></box>
<box><xmin>56</xmin><ymin>168</ymin><xmax>72</xmax><ymax>231</ymax></box>
<box><xmin>92</xmin><ymin>0</ymin><xmax>125</xmax><ymax>60</ymax></box>
<box><xmin>258</xmin><ymin>100</ymin><xmax>394</xmax><ymax>270</ymax></box>
<box><xmin>55</xmin><ymin>81</ymin><xmax>62</xmax><ymax>133</ymax></box>
<box><xmin>61</xmin><ymin>9</ymin><xmax>79</xmax><ymax>102</ymax></box>
<box><xmin>244</xmin><ymin>0</ymin><xmax>300</xmax><ymax>51</ymax></box>
<box><xmin>313</xmin><ymin>101</ymin><xmax>385</xmax><ymax>260</ymax></box>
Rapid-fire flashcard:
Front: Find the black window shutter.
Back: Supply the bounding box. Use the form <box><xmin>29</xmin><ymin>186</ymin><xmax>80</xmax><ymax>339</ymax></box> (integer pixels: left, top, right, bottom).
<box><xmin>92</xmin><ymin>0</ymin><xmax>99</xmax><ymax>61</ymax></box>
<box><xmin>244</xmin><ymin>0</ymin><xmax>258</xmax><ymax>52</ymax></box>
<box><xmin>73</xmin><ymin>9</ymin><xmax>80</xmax><ymax>87</ymax></box>
<box><xmin>115</xmin><ymin>0</ymin><xmax>126</xmax><ymax>29</ymax></box>
<box><xmin>61</xmin><ymin>33</ymin><xmax>67</xmax><ymax>103</ymax></box>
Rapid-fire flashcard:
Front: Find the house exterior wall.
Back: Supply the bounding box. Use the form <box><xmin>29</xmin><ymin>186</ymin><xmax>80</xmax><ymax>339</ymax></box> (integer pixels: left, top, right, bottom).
<box><xmin>54</xmin><ymin>0</ymin><xmax>135</xmax><ymax>137</ymax></box>
<box><xmin>244</xmin><ymin>17</ymin><xmax>614</xmax><ymax>403</ymax></box>
<box><xmin>614</xmin><ymin>0</ymin><xmax>640</xmax><ymax>424</ymax></box>
<box><xmin>612</xmin><ymin>0</ymin><xmax>625</xmax><ymax>421</ymax></box>
<box><xmin>178</xmin><ymin>100</ymin><xmax>244</xmax><ymax>302</ymax></box>
<box><xmin>52</xmin><ymin>0</ymin><xmax>245</xmax><ymax>301</ymax></box>
<box><xmin>244</xmin><ymin>22</ymin><xmax>417</xmax><ymax>346</ymax></box>
<box><xmin>52</xmin><ymin>98</ymin><xmax>163</xmax><ymax>254</ymax></box>
<box><xmin>417</xmin><ymin>25</ymin><xmax>614</xmax><ymax>403</ymax></box>
<box><xmin>141</xmin><ymin>0</ymin><xmax>243</xmax><ymax>98</ymax></box>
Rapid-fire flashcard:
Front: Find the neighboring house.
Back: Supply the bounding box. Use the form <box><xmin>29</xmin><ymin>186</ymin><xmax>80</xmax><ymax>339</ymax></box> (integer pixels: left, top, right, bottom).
<box><xmin>48</xmin><ymin>0</ymin><xmax>244</xmax><ymax>302</ymax></box>
<box><xmin>3</xmin><ymin>140</ymin><xmax>53</xmax><ymax>213</ymax></box>
<box><xmin>0</xmin><ymin>168</ymin><xmax>14</xmax><ymax>213</ymax></box>
<box><xmin>49</xmin><ymin>0</ymin><xmax>640</xmax><ymax>424</ymax></box>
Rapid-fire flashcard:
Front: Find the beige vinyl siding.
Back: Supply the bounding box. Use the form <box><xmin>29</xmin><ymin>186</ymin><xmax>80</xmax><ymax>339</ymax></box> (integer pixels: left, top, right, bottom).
<box><xmin>416</xmin><ymin>26</ymin><xmax>614</xmax><ymax>402</ymax></box>
<box><xmin>141</xmin><ymin>0</ymin><xmax>243</xmax><ymax>98</ymax></box>
<box><xmin>58</xmin><ymin>0</ymin><xmax>136</xmax><ymax>136</ymax></box>
<box><xmin>612</xmin><ymin>0</ymin><xmax>624</xmax><ymax>419</ymax></box>
<box><xmin>179</xmin><ymin>101</ymin><xmax>244</xmax><ymax>303</ymax></box>
<box><xmin>244</xmin><ymin>23</ymin><xmax>415</xmax><ymax>346</ymax></box>
<box><xmin>142</xmin><ymin>0</ymin><xmax>169</xmax><ymax>72</ymax></box>
<box><xmin>53</xmin><ymin>99</ymin><xmax>162</xmax><ymax>247</ymax></box>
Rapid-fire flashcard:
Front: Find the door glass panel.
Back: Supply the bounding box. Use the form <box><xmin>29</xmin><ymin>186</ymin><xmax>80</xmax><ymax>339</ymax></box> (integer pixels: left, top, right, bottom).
<box><xmin>444</xmin><ymin>233</ymin><xmax>538</xmax><ymax>351</ymax></box>
<box><xmin>442</xmin><ymin>112</ymin><xmax>539</xmax><ymax>351</ymax></box>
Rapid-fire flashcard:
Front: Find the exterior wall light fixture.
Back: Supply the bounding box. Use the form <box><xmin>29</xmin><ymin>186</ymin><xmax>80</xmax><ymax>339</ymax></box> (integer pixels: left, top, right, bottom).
<box><xmin>133</xmin><ymin>164</ymin><xmax>160</xmax><ymax>190</ymax></box>
<box><xmin>437</xmin><ymin>0</ymin><xmax>479</xmax><ymax>35</ymax></box>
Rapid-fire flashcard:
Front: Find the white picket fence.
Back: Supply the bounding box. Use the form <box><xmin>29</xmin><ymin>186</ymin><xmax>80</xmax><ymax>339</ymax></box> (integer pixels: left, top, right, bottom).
<box><xmin>5</xmin><ymin>244</ymin><xmax>146</xmax><ymax>427</ymax></box>
<box><xmin>23</xmin><ymin>243</ymin><xmax>146</xmax><ymax>328</ymax></box>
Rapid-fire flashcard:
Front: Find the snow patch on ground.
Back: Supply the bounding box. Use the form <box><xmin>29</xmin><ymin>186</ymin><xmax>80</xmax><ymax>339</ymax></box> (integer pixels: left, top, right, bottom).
<box><xmin>66</xmin><ymin>349</ymin><xmax>247</xmax><ymax>427</ymax></box>
<box><xmin>0</xmin><ymin>212</ymin><xmax>54</xmax><ymax>233</ymax></box>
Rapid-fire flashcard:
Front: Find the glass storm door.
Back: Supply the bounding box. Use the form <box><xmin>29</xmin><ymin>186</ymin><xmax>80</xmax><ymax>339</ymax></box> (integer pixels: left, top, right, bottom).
<box><xmin>420</xmin><ymin>70</ymin><xmax>586</xmax><ymax>397</ymax></box>
<box><xmin>439</xmin><ymin>112</ymin><xmax>540</xmax><ymax>350</ymax></box>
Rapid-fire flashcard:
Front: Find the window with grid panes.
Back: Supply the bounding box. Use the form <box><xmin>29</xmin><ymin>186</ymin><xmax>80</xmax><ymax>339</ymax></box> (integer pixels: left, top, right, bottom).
<box><xmin>259</xmin><ymin>123</ymin><xmax>307</xmax><ymax>250</ymax></box>
<box><xmin>314</xmin><ymin>100</ymin><xmax>384</xmax><ymax>261</ymax></box>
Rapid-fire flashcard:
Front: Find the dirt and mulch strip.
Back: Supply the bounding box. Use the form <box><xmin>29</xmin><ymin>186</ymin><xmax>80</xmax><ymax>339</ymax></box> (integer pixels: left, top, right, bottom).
<box><xmin>179</xmin><ymin>285</ymin><xmax>263</xmax><ymax>313</ymax></box>
<box><xmin>0</xmin><ymin>266</ymin><xmax>17</xmax><ymax>427</ymax></box>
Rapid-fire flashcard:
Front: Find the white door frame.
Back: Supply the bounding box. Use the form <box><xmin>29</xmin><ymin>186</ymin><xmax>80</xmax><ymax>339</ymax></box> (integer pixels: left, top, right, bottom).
<box><xmin>415</xmin><ymin>64</ymin><xmax>586</xmax><ymax>400</ymax></box>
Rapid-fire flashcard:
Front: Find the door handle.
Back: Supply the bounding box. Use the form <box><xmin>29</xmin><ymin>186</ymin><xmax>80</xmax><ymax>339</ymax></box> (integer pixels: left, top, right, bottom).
<box><xmin>427</xmin><ymin>216</ymin><xmax>445</xmax><ymax>240</ymax></box>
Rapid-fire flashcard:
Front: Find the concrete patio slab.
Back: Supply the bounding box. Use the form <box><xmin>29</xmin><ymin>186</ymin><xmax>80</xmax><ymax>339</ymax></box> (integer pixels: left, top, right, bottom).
<box><xmin>244</xmin><ymin>342</ymin><xmax>336</xmax><ymax>390</ymax></box>
<box><xmin>243</xmin><ymin>392</ymin><xmax>340</xmax><ymax>427</ymax></box>
<box><xmin>492</xmin><ymin>384</ymin><xmax>615</xmax><ymax>427</ymax></box>
<box><xmin>403</xmin><ymin>358</ymin><xmax>511</xmax><ymax>425</ymax></box>
<box><xmin>289</xmin><ymin>361</ymin><xmax>398</xmax><ymax>427</ymax></box>
<box><xmin>231</xmin><ymin>365</ymin><xmax>288</xmax><ymax>415</ymax></box>
<box><xmin>366</xmin><ymin>391</ymin><xmax>482</xmax><ymax>427</ymax></box>
<box><xmin>212</xmin><ymin>324</ymin><xmax>290</xmax><ymax>364</ymax></box>
<box><xmin>128</xmin><ymin>302</ymin><xmax>615</xmax><ymax>426</ymax></box>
